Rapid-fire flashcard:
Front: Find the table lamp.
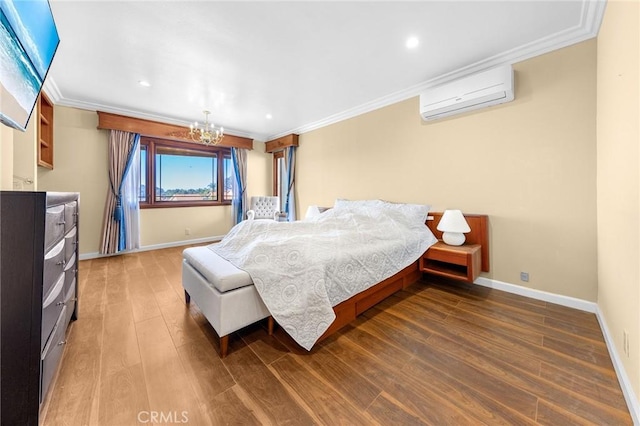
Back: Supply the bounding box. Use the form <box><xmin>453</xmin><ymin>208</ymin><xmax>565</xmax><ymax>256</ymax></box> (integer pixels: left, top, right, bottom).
<box><xmin>437</xmin><ymin>209</ymin><xmax>470</xmax><ymax>246</ymax></box>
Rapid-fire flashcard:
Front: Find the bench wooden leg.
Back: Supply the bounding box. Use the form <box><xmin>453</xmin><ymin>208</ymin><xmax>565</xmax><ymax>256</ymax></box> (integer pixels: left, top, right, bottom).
<box><xmin>268</xmin><ymin>316</ymin><xmax>275</xmax><ymax>335</ymax></box>
<box><xmin>184</xmin><ymin>290</ymin><xmax>191</xmax><ymax>304</ymax></box>
<box><xmin>220</xmin><ymin>335</ymin><xmax>229</xmax><ymax>358</ymax></box>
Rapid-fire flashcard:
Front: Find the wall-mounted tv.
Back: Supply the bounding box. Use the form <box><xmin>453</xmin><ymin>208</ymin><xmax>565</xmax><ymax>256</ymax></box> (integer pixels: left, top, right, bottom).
<box><xmin>0</xmin><ymin>0</ymin><xmax>59</xmax><ymax>131</ymax></box>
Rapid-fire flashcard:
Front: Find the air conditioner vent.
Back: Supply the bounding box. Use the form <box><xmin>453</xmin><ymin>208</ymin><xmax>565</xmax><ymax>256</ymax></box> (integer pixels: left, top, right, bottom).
<box><xmin>420</xmin><ymin>65</ymin><xmax>514</xmax><ymax>121</ymax></box>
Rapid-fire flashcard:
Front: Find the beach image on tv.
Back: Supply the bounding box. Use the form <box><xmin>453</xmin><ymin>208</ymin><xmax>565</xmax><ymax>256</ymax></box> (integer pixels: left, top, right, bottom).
<box><xmin>0</xmin><ymin>0</ymin><xmax>59</xmax><ymax>130</ymax></box>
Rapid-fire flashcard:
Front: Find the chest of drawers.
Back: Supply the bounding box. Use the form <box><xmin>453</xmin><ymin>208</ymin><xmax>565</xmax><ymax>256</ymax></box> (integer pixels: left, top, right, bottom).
<box><xmin>0</xmin><ymin>191</ymin><xmax>79</xmax><ymax>425</ymax></box>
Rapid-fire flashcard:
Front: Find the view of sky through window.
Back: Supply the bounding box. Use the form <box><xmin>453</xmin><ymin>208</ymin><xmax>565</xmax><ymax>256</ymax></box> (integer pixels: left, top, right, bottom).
<box><xmin>139</xmin><ymin>142</ymin><xmax>233</xmax><ymax>204</ymax></box>
<box><xmin>156</xmin><ymin>154</ymin><xmax>216</xmax><ymax>189</ymax></box>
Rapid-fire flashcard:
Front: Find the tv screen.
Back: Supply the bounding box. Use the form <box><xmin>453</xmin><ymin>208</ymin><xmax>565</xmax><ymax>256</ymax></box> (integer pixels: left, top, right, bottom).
<box><xmin>0</xmin><ymin>0</ymin><xmax>59</xmax><ymax>131</ymax></box>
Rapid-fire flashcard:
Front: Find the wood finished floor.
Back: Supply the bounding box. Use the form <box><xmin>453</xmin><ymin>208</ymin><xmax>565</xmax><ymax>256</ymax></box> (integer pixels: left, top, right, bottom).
<box><xmin>41</xmin><ymin>246</ymin><xmax>632</xmax><ymax>425</ymax></box>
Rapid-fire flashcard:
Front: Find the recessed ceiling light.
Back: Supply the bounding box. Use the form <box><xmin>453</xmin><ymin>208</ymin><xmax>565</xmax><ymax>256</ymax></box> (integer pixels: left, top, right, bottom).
<box><xmin>265</xmin><ymin>113</ymin><xmax>273</xmax><ymax>120</ymax></box>
<box><xmin>406</xmin><ymin>36</ymin><xmax>419</xmax><ymax>49</ymax></box>
<box><xmin>138</xmin><ymin>80</ymin><xmax>151</xmax><ymax>87</ymax></box>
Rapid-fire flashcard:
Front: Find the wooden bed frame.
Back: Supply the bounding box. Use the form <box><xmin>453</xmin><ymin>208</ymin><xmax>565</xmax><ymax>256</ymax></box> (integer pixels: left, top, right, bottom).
<box><xmin>313</xmin><ymin>211</ymin><xmax>489</xmax><ymax>345</ymax></box>
<box><xmin>185</xmin><ymin>211</ymin><xmax>489</xmax><ymax>357</ymax></box>
<box><xmin>316</xmin><ymin>260</ymin><xmax>422</xmax><ymax>342</ymax></box>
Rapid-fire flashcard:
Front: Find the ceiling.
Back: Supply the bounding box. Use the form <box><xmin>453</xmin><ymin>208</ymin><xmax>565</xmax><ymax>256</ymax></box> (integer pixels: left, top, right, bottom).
<box><xmin>45</xmin><ymin>1</ymin><xmax>605</xmax><ymax>141</ymax></box>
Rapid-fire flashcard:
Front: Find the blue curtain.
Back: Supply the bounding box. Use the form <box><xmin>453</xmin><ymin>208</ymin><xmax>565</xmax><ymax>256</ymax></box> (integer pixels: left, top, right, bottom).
<box><xmin>100</xmin><ymin>130</ymin><xmax>140</xmax><ymax>254</ymax></box>
<box><xmin>113</xmin><ymin>134</ymin><xmax>140</xmax><ymax>251</ymax></box>
<box><xmin>231</xmin><ymin>148</ymin><xmax>247</xmax><ymax>224</ymax></box>
<box><xmin>284</xmin><ymin>146</ymin><xmax>296</xmax><ymax>221</ymax></box>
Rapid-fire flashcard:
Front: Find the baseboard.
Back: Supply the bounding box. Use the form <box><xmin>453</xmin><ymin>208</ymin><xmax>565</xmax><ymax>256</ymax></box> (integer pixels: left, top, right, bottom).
<box><xmin>78</xmin><ymin>235</ymin><xmax>225</xmax><ymax>260</ymax></box>
<box><xmin>474</xmin><ymin>276</ymin><xmax>639</xmax><ymax>424</ymax></box>
<box><xmin>596</xmin><ymin>307</ymin><xmax>640</xmax><ymax>425</ymax></box>
<box><xmin>474</xmin><ymin>277</ymin><xmax>597</xmax><ymax>313</ymax></box>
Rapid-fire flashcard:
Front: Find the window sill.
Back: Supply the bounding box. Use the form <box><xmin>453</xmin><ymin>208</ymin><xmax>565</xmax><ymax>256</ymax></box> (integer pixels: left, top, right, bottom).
<box><xmin>140</xmin><ymin>201</ymin><xmax>232</xmax><ymax>209</ymax></box>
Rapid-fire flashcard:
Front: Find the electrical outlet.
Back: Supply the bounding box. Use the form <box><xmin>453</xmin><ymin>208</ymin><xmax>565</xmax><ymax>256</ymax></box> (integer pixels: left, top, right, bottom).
<box><xmin>520</xmin><ymin>272</ymin><xmax>529</xmax><ymax>282</ymax></box>
<box><xmin>185</xmin><ymin>228</ymin><xmax>191</xmax><ymax>236</ymax></box>
<box><xmin>623</xmin><ymin>330</ymin><xmax>630</xmax><ymax>357</ymax></box>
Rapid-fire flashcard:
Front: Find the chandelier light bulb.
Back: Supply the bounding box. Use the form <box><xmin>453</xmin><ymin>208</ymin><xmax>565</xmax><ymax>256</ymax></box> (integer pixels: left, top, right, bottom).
<box><xmin>189</xmin><ymin>110</ymin><xmax>224</xmax><ymax>146</ymax></box>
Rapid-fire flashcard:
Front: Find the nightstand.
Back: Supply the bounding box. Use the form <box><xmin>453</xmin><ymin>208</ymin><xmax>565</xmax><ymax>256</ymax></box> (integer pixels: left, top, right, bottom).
<box><xmin>420</xmin><ymin>241</ymin><xmax>481</xmax><ymax>283</ymax></box>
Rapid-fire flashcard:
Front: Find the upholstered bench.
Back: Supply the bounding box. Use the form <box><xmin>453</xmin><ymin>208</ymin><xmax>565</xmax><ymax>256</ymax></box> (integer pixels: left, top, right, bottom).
<box><xmin>182</xmin><ymin>246</ymin><xmax>272</xmax><ymax>357</ymax></box>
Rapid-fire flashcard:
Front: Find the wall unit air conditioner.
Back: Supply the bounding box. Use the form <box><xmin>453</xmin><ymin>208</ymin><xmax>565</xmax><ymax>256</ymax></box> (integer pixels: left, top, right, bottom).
<box><xmin>420</xmin><ymin>65</ymin><xmax>514</xmax><ymax>121</ymax></box>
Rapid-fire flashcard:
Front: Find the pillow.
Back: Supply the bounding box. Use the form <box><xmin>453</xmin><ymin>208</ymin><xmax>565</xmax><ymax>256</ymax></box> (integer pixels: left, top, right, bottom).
<box><xmin>333</xmin><ymin>198</ymin><xmax>383</xmax><ymax>211</ymax></box>
<box><xmin>379</xmin><ymin>201</ymin><xmax>431</xmax><ymax>224</ymax></box>
<box><xmin>303</xmin><ymin>205</ymin><xmax>332</xmax><ymax>221</ymax></box>
<box><xmin>304</xmin><ymin>205</ymin><xmax>322</xmax><ymax>220</ymax></box>
<box><xmin>333</xmin><ymin>199</ymin><xmax>430</xmax><ymax>224</ymax></box>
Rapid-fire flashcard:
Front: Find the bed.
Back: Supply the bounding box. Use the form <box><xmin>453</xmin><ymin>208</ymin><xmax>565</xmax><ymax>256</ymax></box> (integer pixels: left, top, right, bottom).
<box><xmin>182</xmin><ymin>199</ymin><xmax>438</xmax><ymax>357</ymax></box>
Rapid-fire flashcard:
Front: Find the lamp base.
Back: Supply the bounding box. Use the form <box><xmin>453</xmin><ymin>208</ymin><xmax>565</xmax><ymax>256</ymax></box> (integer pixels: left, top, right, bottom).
<box><xmin>442</xmin><ymin>232</ymin><xmax>466</xmax><ymax>246</ymax></box>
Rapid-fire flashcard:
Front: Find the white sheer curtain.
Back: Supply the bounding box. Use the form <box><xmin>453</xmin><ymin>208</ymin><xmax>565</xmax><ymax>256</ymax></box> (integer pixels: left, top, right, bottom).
<box><xmin>121</xmin><ymin>140</ymin><xmax>140</xmax><ymax>251</ymax></box>
<box><xmin>284</xmin><ymin>146</ymin><xmax>297</xmax><ymax>221</ymax></box>
<box><xmin>231</xmin><ymin>148</ymin><xmax>248</xmax><ymax>225</ymax></box>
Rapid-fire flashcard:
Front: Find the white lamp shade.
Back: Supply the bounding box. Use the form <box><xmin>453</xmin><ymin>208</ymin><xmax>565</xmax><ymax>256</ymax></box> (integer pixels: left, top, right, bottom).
<box><xmin>437</xmin><ymin>210</ymin><xmax>471</xmax><ymax>233</ymax></box>
<box><xmin>437</xmin><ymin>210</ymin><xmax>470</xmax><ymax>246</ymax></box>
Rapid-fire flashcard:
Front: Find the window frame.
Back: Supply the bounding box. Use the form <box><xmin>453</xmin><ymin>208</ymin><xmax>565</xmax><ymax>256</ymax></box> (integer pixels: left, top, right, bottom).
<box><xmin>272</xmin><ymin>150</ymin><xmax>287</xmax><ymax>212</ymax></box>
<box><xmin>272</xmin><ymin>150</ymin><xmax>284</xmax><ymax>196</ymax></box>
<box><xmin>140</xmin><ymin>137</ymin><xmax>232</xmax><ymax>208</ymax></box>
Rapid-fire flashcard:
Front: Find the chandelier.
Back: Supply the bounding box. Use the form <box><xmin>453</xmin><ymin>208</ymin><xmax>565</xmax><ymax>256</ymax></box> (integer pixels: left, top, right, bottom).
<box><xmin>189</xmin><ymin>110</ymin><xmax>224</xmax><ymax>145</ymax></box>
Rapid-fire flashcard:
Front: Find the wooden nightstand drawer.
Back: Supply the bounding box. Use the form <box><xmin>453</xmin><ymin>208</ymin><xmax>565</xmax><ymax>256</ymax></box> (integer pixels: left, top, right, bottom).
<box><xmin>421</xmin><ymin>242</ymin><xmax>482</xmax><ymax>283</ymax></box>
<box><xmin>425</xmin><ymin>246</ymin><xmax>468</xmax><ymax>266</ymax></box>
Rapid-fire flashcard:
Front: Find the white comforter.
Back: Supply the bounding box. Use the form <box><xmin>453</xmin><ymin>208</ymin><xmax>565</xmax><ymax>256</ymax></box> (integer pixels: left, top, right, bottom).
<box><xmin>209</xmin><ymin>200</ymin><xmax>437</xmax><ymax>350</ymax></box>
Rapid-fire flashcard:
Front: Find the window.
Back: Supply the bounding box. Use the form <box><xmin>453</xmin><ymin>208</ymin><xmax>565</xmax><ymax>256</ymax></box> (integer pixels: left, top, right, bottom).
<box><xmin>140</xmin><ymin>144</ymin><xmax>148</xmax><ymax>203</ymax></box>
<box><xmin>273</xmin><ymin>150</ymin><xmax>286</xmax><ymax>211</ymax></box>
<box><xmin>223</xmin><ymin>156</ymin><xmax>233</xmax><ymax>202</ymax></box>
<box><xmin>140</xmin><ymin>137</ymin><xmax>232</xmax><ymax>208</ymax></box>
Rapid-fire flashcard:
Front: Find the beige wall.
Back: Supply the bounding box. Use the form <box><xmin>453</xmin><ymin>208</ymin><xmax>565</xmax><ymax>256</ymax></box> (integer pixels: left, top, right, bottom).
<box><xmin>246</xmin><ymin>141</ymin><xmax>272</xmax><ymax>201</ymax></box>
<box><xmin>140</xmin><ymin>143</ymin><xmax>271</xmax><ymax>246</ymax></box>
<box><xmin>140</xmin><ymin>206</ymin><xmax>231</xmax><ymax>246</ymax></box>
<box><xmin>37</xmin><ymin>106</ymin><xmax>272</xmax><ymax>255</ymax></box>
<box><xmin>38</xmin><ymin>107</ymin><xmax>109</xmax><ymax>255</ymax></box>
<box><xmin>13</xmin><ymin>105</ymin><xmax>37</xmax><ymax>190</ymax></box>
<box><xmin>298</xmin><ymin>39</ymin><xmax>598</xmax><ymax>301</ymax></box>
<box><xmin>0</xmin><ymin>124</ymin><xmax>13</xmax><ymax>189</ymax></box>
<box><xmin>597</xmin><ymin>0</ymin><xmax>640</xmax><ymax>404</ymax></box>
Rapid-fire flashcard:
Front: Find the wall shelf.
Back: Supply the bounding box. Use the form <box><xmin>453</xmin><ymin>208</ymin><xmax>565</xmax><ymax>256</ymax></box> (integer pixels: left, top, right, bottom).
<box><xmin>38</xmin><ymin>93</ymin><xmax>54</xmax><ymax>169</ymax></box>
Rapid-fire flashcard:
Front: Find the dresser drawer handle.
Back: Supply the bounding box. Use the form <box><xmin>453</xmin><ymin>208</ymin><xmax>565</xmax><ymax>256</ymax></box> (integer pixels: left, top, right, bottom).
<box><xmin>57</xmin><ymin>221</ymin><xmax>65</xmax><ymax>226</ymax></box>
<box><xmin>56</xmin><ymin>260</ymin><xmax>66</xmax><ymax>266</ymax></box>
<box><xmin>56</xmin><ymin>301</ymin><xmax>64</xmax><ymax>306</ymax></box>
<box><xmin>57</xmin><ymin>340</ymin><xmax>67</xmax><ymax>346</ymax></box>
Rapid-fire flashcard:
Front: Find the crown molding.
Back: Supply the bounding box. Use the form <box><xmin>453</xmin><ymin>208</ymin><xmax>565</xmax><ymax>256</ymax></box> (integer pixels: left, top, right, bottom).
<box><xmin>42</xmin><ymin>0</ymin><xmax>606</xmax><ymax>143</ymax></box>
<box><xmin>42</xmin><ymin>77</ymin><xmax>62</xmax><ymax>103</ymax></box>
<box><xmin>45</xmin><ymin>94</ymin><xmax>260</xmax><ymax>140</ymax></box>
<box><xmin>267</xmin><ymin>0</ymin><xmax>606</xmax><ymax>140</ymax></box>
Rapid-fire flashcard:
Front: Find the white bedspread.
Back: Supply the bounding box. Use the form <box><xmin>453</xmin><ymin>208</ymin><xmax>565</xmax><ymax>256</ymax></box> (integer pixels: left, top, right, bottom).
<box><xmin>209</xmin><ymin>200</ymin><xmax>437</xmax><ymax>350</ymax></box>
